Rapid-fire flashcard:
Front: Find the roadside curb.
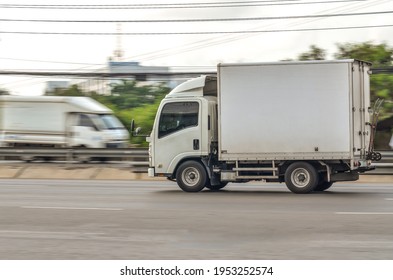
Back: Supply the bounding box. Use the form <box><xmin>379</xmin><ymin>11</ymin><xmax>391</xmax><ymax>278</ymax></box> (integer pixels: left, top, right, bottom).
<box><xmin>0</xmin><ymin>164</ymin><xmax>163</xmax><ymax>181</ymax></box>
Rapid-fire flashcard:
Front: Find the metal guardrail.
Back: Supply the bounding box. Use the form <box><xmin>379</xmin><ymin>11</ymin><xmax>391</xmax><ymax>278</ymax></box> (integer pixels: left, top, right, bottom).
<box><xmin>370</xmin><ymin>151</ymin><xmax>393</xmax><ymax>175</ymax></box>
<box><xmin>0</xmin><ymin>147</ymin><xmax>148</xmax><ymax>159</ymax></box>
<box><xmin>0</xmin><ymin>147</ymin><xmax>150</xmax><ymax>172</ymax></box>
<box><xmin>375</xmin><ymin>150</ymin><xmax>393</xmax><ymax>160</ymax></box>
<box><xmin>0</xmin><ymin>147</ymin><xmax>392</xmax><ymax>174</ymax></box>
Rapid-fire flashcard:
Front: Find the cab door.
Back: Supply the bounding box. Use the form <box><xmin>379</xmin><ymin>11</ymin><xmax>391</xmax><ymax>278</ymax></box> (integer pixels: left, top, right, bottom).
<box><xmin>70</xmin><ymin>114</ymin><xmax>103</xmax><ymax>148</ymax></box>
<box><xmin>152</xmin><ymin>100</ymin><xmax>202</xmax><ymax>175</ymax></box>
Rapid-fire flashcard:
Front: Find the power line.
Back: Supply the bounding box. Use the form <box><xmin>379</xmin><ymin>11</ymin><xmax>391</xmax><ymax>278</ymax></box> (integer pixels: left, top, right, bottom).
<box><xmin>1</xmin><ymin>67</ymin><xmax>393</xmax><ymax>78</ymax></box>
<box><xmin>1</xmin><ymin>24</ymin><xmax>392</xmax><ymax>36</ymax></box>
<box><xmin>0</xmin><ymin>70</ymin><xmax>217</xmax><ymax>80</ymax></box>
<box><xmin>0</xmin><ymin>57</ymin><xmax>103</xmax><ymax>66</ymax></box>
<box><xmin>1</xmin><ymin>10</ymin><xmax>390</xmax><ymax>23</ymax></box>
<box><xmin>3</xmin><ymin>0</ymin><xmax>295</xmax><ymax>7</ymax></box>
<box><xmin>0</xmin><ymin>0</ymin><xmax>383</xmax><ymax>73</ymax></box>
<box><xmin>130</xmin><ymin>0</ymin><xmax>384</xmax><ymax>61</ymax></box>
<box><xmin>372</xmin><ymin>67</ymin><xmax>393</xmax><ymax>74</ymax></box>
<box><xmin>0</xmin><ymin>0</ymin><xmax>367</xmax><ymax>9</ymax></box>
<box><xmin>0</xmin><ymin>0</ymin><xmax>368</xmax><ymax>10</ymax></box>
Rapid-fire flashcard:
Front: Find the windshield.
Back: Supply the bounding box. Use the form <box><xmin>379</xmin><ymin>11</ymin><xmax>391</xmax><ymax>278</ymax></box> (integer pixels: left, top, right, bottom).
<box><xmin>99</xmin><ymin>114</ymin><xmax>125</xmax><ymax>130</ymax></box>
<box><xmin>84</xmin><ymin>114</ymin><xmax>106</xmax><ymax>131</ymax></box>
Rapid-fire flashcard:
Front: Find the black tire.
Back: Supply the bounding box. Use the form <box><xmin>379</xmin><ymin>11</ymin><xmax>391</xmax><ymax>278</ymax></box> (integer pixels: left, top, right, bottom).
<box><xmin>73</xmin><ymin>145</ymin><xmax>91</xmax><ymax>163</ymax></box>
<box><xmin>206</xmin><ymin>182</ymin><xmax>228</xmax><ymax>191</ymax></box>
<box><xmin>176</xmin><ymin>161</ymin><xmax>207</xmax><ymax>192</ymax></box>
<box><xmin>285</xmin><ymin>162</ymin><xmax>318</xmax><ymax>194</ymax></box>
<box><xmin>42</xmin><ymin>157</ymin><xmax>52</xmax><ymax>162</ymax></box>
<box><xmin>314</xmin><ymin>180</ymin><xmax>334</xmax><ymax>192</ymax></box>
<box><xmin>21</xmin><ymin>156</ymin><xmax>34</xmax><ymax>163</ymax></box>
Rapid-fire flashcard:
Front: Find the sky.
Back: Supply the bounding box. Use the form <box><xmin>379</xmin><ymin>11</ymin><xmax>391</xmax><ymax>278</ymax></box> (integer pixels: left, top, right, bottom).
<box><xmin>0</xmin><ymin>0</ymin><xmax>393</xmax><ymax>95</ymax></box>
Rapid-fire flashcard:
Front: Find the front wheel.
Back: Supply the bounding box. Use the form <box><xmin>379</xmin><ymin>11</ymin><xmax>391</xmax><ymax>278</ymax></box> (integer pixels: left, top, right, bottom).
<box><xmin>176</xmin><ymin>161</ymin><xmax>207</xmax><ymax>192</ymax></box>
<box><xmin>285</xmin><ymin>162</ymin><xmax>318</xmax><ymax>194</ymax></box>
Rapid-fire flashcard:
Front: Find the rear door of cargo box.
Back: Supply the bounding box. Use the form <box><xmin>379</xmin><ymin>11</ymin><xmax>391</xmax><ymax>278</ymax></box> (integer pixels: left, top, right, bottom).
<box><xmin>351</xmin><ymin>61</ymin><xmax>371</xmax><ymax>160</ymax></box>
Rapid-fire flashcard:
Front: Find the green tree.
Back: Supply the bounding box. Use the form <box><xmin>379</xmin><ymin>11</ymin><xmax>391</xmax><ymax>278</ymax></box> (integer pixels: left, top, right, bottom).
<box><xmin>120</xmin><ymin>100</ymin><xmax>162</xmax><ymax>146</ymax></box>
<box><xmin>107</xmin><ymin>81</ymin><xmax>169</xmax><ymax>146</ymax></box>
<box><xmin>46</xmin><ymin>84</ymin><xmax>85</xmax><ymax>96</ymax></box>
<box><xmin>335</xmin><ymin>42</ymin><xmax>393</xmax><ymax>118</ymax></box>
<box><xmin>334</xmin><ymin>42</ymin><xmax>393</xmax><ymax>149</ymax></box>
<box><xmin>334</xmin><ymin>42</ymin><xmax>393</xmax><ymax>67</ymax></box>
<box><xmin>108</xmin><ymin>80</ymin><xmax>168</xmax><ymax>110</ymax></box>
<box><xmin>298</xmin><ymin>45</ymin><xmax>326</xmax><ymax>61</ymax></box>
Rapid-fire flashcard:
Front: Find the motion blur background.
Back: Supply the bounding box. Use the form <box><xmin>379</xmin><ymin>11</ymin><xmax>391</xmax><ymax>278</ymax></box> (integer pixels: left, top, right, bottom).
<box><xmin>0</xmin><ymin>0</ymin><xmax>392</xmax><ymax>148</ymax></box>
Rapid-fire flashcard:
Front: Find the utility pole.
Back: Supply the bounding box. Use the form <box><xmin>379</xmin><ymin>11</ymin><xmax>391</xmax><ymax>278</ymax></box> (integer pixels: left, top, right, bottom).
<box><xmin>113</xmin><ymin>23</ymin><xmax>124</xmax><ymax>61</ymax></box>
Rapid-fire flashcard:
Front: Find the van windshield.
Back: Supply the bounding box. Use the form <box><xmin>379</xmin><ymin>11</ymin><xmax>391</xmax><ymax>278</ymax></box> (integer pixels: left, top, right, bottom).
<box><xmin>100</xmin><ymin>114</ymin><xmax>125</xmax><ymax>130</ymax></box>
<box><xmin>80</xmin><ymin>114</ymin><xmax>106</xmax><ymax>131</ymax></box>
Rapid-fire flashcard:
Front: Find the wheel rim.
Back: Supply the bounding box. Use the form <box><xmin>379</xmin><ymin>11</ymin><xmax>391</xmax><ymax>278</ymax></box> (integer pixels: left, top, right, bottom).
<box><xmin>182</xmin><ymin>167</ymin><xmax>200</xmax><ymax>187</ymax></box>
<box><xmin>291</xmin><ymin>168</ymin><xmax>310</xmax><ymax>188</ymax></box>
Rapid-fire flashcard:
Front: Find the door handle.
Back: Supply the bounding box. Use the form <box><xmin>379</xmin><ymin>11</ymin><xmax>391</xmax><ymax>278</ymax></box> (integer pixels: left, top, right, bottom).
<box><xmin>193</xmin><ymin>139</ymin><xmax>199</xmax><ymax>150</ymax></box>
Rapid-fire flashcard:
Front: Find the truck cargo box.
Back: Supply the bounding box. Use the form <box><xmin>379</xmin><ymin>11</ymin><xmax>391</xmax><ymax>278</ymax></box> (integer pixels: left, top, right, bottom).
<box><xmin>218</xmin><ymin>60</ymin><xmax>371</xmax><ymax>161</ymax></box>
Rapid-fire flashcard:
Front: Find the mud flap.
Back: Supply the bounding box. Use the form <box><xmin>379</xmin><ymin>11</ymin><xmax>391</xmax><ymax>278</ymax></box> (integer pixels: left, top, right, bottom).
<box><xmin>330</xmin><ymin>171</ymin><xmax>359</xmax><ymax>182</ymax></box>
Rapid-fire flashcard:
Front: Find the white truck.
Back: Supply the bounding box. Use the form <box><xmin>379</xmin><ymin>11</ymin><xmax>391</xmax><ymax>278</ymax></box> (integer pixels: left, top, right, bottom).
<box><xmin>0</xmin><ymin>96</ymin><xmax>129</xmax><ymax>150</ymax></box>
<box><xmin>143</xmin><ymin>60</ymin><xmax>377</xmax><ymax>194</ymax></box>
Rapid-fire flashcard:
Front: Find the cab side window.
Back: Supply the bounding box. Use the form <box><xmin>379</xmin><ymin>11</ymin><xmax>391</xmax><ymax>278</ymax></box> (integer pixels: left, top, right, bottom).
<box><xmin>79</xmin><ymin>114</ymin><xmax>96</xmax><ymax>129</ymax></box>
<box><xmin>158</xmin><ymin>102</ymin><xmax>199</xmax><ymax>138</ymax></box>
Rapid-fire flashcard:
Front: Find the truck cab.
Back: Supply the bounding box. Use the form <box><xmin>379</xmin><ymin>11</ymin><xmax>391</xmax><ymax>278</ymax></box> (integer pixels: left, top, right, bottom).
<box><xmin>147</xmin><ymin>76</ymin><xmax>218</xmax><ymax>189</ymax></box>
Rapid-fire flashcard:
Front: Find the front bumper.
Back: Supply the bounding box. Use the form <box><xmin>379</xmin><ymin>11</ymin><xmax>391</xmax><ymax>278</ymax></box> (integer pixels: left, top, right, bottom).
<box><xmin>106</xmin><ymin>142</ymin><xmax>128</xmax><ymax>148</ymax></box>
<box><xmin>148</xmin><ymin>168</ymin><xmax>155</xmax><ymax>177</ymax></box>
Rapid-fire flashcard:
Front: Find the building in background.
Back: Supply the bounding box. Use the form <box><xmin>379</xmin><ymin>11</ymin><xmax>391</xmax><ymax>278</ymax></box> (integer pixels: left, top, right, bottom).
<box><xmin>75</xmin><ymin>59</ymin><xmax>172</xmax><ymax>95</ymax></box>
<box><xmin>45</xmin><ymin>81</ymin><xmax>70</xmax><ymax>94</ymax></box>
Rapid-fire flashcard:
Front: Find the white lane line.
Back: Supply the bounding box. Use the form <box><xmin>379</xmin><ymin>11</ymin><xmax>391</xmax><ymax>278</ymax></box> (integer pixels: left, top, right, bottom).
<box><xmin>385</xmin><ymin>198</ymin><xmax>393</xmax><ymax>201</ymax></box>
<box><xmin>21</xmin><ymin>206</ymin><xmax>123</xmax><ymax>211</ymax></box>
<box><xmin>336</xmin><ymin>212</ymin><xmax>393</xmax><ymax>215</ymax></box>
<box><xmin>0</xmin><ymin>230</ymin><xmax>104</xmax><ymax>235</ymax></box>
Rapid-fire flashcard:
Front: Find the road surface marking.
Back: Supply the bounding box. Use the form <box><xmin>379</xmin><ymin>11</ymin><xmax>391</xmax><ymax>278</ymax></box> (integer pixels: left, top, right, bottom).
<box><xmin>0</xmin><ymin>230</ymin><xmax>104</xmax><ymax>235</ymax></box>
<box><xmin>385</xmin><ymin>198</ymin><xmax>393</xmax><ymax>201</ymax></box>
<box><xmin>21</xmin><ymin>206</ymin><xmax>123</xmax><ymax>211</ymax></box>
<box><xmin>336</xmin><ymin>212</ymin><xmax>393</xmax><ymax>215</ymax></box>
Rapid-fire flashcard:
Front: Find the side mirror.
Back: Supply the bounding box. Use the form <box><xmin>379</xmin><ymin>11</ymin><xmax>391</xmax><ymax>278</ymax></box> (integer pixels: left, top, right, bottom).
<box><xmin>130</xmin><ymin>120</ymin><xmax>135</xmax><ymax>132</ymax></box>
<box><xmin>130</xmin><ymin>119</ymin><xmax>140</xmax><ymax>136</ymax></box>
<box><xmin>130</xmin><ymin>119</ymin><xmax>150</xmax><ymax>138</ymax></box>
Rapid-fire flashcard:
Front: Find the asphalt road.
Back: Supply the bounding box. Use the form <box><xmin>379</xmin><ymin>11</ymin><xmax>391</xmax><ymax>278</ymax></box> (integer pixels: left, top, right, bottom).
<box><xmin>0</xmin><ymin>179</ymin><xmax>392</xmax><ymax>260</ymax></box>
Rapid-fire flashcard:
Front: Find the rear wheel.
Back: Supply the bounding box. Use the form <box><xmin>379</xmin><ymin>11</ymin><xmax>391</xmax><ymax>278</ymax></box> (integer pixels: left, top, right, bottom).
<box><xmin>285</xmin><ymin>162</ymin><xmax>318</xmax><ymax>194</ymax></box>
<box><xmin>176</xmin><ymin>161</ymin><xmax>207</xmax><ymax>192</ymax></box>
<box><xmin>206</xmin><ymin>182</ymin><xmax>228</xmax><ymax>191</ymax></box>
<box><xmin>314</xmin><ymin>180</ymin><xmax>334</xmax><ymax>192</ymax></box>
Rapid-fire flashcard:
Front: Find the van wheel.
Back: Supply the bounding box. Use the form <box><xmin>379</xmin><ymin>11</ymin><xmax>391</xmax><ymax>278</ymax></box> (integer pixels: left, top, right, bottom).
<box><xmin>285</xmin><ymin>162</ymin><xmax>318</xmax><ymax>194</ymax></box>
<box><xmin>21</xmin><ymin>156</ymin><xmax>34</xmax><ymax>163</ymax></box>
<box><xmin>176</xmin><ymin>161</ymin><xmax>207</xmax><ymax>192</ymax></box>
<box><xmin>73</xmin><ymin>146</ymin><xmax>91</xmax><ymax>163</ymax></box>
